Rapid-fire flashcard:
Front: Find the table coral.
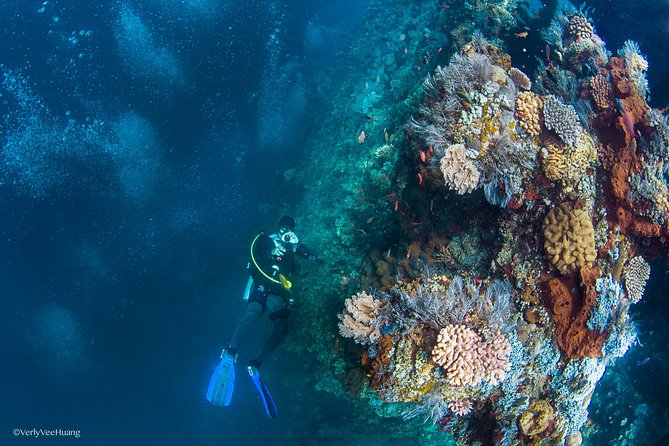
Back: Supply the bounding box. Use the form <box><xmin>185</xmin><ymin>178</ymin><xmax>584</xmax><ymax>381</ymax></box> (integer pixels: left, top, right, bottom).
<box><xmin>543</xmin><ymin>202</ymin><xmax>597</xmax><ymax>274</ymax></box>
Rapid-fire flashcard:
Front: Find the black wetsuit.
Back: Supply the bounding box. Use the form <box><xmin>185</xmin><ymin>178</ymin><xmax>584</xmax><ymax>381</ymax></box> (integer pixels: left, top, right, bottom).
<box><xmin>248</xmin><ymin>231</ymin><xmax>312</xmax><ymax>301</ymax></box>
<box><xmin>228</xmin><ymin>231</ymin><xmax>314</xmax><ymax>368</ymax></box>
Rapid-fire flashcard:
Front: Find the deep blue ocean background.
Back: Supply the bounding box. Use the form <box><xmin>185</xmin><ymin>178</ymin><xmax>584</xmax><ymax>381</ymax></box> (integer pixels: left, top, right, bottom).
<box><xmin>1</xmin><ymin>0</ymin><xmax>668</xmax><ymax>445</ymax></box>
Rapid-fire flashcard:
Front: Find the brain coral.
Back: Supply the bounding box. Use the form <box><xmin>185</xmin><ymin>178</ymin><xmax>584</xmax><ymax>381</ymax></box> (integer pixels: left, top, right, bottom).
<box><xmin>515</xmin><ymin>91</ymin><xmax>544</xmax><ymax>137</ymax></box>
<box><xmin>543</xmin><ymin>202</ymin><xmax>597</xmax><ymax>274</ymax></box>
<box><xmin>540</xmin><ymin>134</ymin><xmax>597</xmax><ymax>195</ymax></box>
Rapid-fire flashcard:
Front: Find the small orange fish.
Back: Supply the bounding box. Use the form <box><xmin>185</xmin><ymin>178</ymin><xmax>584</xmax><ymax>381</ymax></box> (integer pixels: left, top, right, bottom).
<box><xmin>358</xmin><ymin>131</ymin><xmax>366</xmax><ymax>144</ymax></box>
<box><xmin>419</xmin><ymin>151</ymin><xmax>426</xmax><ymax>162</ymax></box>
<box><xmin>394</xmin><ymin>199</ymin><xmax>399</xmax><ymax>212</ymax></box>
<box><xmin>341</xmin><ymin>276</ymin><xmax>349</xmax><ymax>286</ymax></box>
<box><xmin>405</xmin><ymin>247</ymin><xmax>411</xmax><ymax>259</ymax></box>
<box><xmin>417</xmin><ymin>173</ymin><xmax>423</xmax><ymax>185</ymax></box>
<box><xmin>427</xmin><ymin>145</ymin><xmax>434</xmax><ymax>156</ymax></box>
<box><xmin>514</xmin><ymin>32</ymin><xmax>528</xmax><ymax>38</ymax></box>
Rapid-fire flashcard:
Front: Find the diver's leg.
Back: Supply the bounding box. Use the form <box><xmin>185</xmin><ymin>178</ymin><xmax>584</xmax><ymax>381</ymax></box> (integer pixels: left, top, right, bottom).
<box><xmin>251</xmin><ymin>294</ymin><xmax>289</xmax><ymax>368</ymax></box>
<box><xmin>227</xmin><ymin>301</ymin><xmax>263</xmax><ymax>354</ymax></box>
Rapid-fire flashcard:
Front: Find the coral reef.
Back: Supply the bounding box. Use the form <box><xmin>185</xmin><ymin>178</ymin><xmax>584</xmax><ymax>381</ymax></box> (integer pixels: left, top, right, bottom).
<box><xmin>544</xmin><ymin>267</ymin><xmax>608</xmax><ymax>358</ymax></box>
<box><xmin>543</xmin><ymin>95</ymin><xmax>584</xmax><ymax>148</ymax></box>
<box><xmin>624</xmin><ymin>256</ymin><xmax>650</xmax><ymax>303</ymax></box>
<box><xmin>439</xmin><ymin>143</ymin><xmax>480</xmax><ymax>194</ymax></box>
<box><xmin>338</xmin><ymin>291</ymin><xmax>387</xmax><ymax>344</ymax></box>
<box><xmin>543</xmin><ymin>202</ymin><xmax>597</xmax><ymax>275</ymax></box>
<box><xmin>515</xmin><ymin>91</ymin><xmax>543</xmax><ymax>137</ymax></box>
<box><xmin>508</xmin><ymin>67</ymin><xmax>531</xmax><ymax>91</ymax></box>
<box><xmin>432</xmin><ymin>324</ymin><xmax>511</xmax><ymax>386</ymax></box>
<box><xmin>291</xmin><ymin>0</ymin><xmax>668</xmax><ymax>445</ymax></box>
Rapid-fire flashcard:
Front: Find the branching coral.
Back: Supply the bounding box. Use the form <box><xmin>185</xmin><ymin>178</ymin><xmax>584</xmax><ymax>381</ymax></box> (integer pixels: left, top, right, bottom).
<box><xmin>448</xmin><ymin>397</ymin><xmax>473</xmax><ymax>416</ymax></box>
<box><xmin>624</xmin><ymin>256</ymin><xmax>650</xmax><ymax>303</ymax></box>
<box><xmin>628</xmin><ymin>162</ymin><xmax>669</xmax><ymax>224</ymax></box>
<box><xmin>588</xmin><ymin>274</ymin><xmax>623</xmax><ymax>332</ymax></box>
<box><xmin>543</xmin><ymin>202</ymin><xmax>597</xmax><ymax>274</ymax></box>
<box><xmin>439</xmin><ymin>143</ymin><xmax>480</xmax><ymax>194</ymax></box>
<box><xmin>431</xmin><ymin>324</ymin><xmax>511</xmax><ymax>387</ymax></box>
<box><xmin>589</xmin><ymin>74</ymin><xmax>613</xmax><ymax>110</ymax></box>
<box><xmin>618</xmin><ymin>40</ymin><xmax>650</xmax><ymax>99</ymax></box>
<box><xmin>338</xmin><ymin>291</ymin><xmax>386</xmax><ymax>344</ymax></box>
<box><xmin>543</xmin><ymin>94</ymin><xmax>584</xmax><ymax>147</ymax></box>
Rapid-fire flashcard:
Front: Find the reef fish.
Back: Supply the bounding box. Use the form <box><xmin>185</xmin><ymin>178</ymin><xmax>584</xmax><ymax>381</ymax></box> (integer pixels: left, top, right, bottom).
<box><xmin>358</xmin><ymin>130</ymin><xmax>366</xmax><ymax>144</ymax></box>
<box><xmin>615</xmin><ymin>98</ymin><xmax>639</xmax><ymax>138</ymax></box>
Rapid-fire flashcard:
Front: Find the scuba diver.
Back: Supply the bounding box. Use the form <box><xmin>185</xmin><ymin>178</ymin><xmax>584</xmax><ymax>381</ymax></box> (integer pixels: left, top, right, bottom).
<box><xmin>206</xmin><ymin>215</ymin><xmax>321</xmax><ymax>418</ymax></box>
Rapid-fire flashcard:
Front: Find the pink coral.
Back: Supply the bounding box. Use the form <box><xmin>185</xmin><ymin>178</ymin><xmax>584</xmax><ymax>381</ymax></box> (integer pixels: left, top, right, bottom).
<box><xmin>431</xmin><ymin>324</ymin><xmax>511</xmax><ymax>387</ymax></box>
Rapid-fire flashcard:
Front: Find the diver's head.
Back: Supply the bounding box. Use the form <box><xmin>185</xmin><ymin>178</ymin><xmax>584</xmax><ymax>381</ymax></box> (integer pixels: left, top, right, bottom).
<box><xmin>278</xmin><ymin>216</ymin><xmax>298</xmax><ymax>243</ymax></box>
<box><xmin>278</xmin><ymin>215</ymin><xmax>295</xmax><ymax>232</ymax></box>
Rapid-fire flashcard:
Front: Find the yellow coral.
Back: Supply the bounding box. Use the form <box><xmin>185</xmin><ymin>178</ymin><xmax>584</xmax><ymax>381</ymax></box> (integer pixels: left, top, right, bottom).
<box><xmin>543</xmin><ymin>202</ymin><xmax>597</xmax><ymax>274</ymax></box>
<box><xmin>540</xmin><ymin>134</ymin><xmax>597</xmax><ymax>195</ymax></box>
<box><xmin>518</xmin><ymin>399</ymin><xmax>555</xmax><ymax>436</ymax></box>
<box><xmin>383</xmin><ymin>330</ymin><xmax>436</xmax><ymax>402</ymax></box>
<box><xmin>515</xmin><ymin>91</ymin><xmax>544</xmax><ymax>136</ymax></box>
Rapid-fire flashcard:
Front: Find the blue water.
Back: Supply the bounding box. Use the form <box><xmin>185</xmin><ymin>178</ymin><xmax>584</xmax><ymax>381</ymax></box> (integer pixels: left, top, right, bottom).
<box><xmin>1</xmin><ymin>0</ymin><xmax>668</xmax><ymax>445</ymax></box>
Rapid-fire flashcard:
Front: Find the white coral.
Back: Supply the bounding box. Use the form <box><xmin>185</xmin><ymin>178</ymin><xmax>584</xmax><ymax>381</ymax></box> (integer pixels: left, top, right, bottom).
<box><xmin>624</xmin><ymin>256</ymin><xmax>650</xmax><ymax>303</ymax></box>
<box><xmin>439</xmin><ymin>144</ymin><xmax>480</xmax><ymax>194</ymax></box>
<box><xmin>338</xmin><ymin>291</ymin><xmax>385</xmax><ymax>344</ymax></box>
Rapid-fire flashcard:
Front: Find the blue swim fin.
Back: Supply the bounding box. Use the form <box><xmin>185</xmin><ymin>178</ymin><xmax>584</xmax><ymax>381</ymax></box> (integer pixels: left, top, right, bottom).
<box><xmin>206</xmin><ymin>349</ymin><xmax>236</xmax><ymax>406</ymax></box>
<box><xmin>247</xmin><ymin>365</ymin><xmax>278</xmax><ymax>419</ymax></box>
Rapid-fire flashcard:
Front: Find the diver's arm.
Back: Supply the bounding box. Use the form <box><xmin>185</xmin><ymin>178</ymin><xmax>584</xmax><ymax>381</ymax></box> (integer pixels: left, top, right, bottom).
<box><xmin>296</xmin><ymin>243</ymin><xmax>323</xmax><ymax>264</ymax></box>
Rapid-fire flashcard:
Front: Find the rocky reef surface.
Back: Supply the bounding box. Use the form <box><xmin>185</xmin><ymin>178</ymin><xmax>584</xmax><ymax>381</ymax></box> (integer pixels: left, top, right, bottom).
<box><xmin>287</xmin><ymin>0</ymin><xmax>668</xmax><ymax>444</ymax></box>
